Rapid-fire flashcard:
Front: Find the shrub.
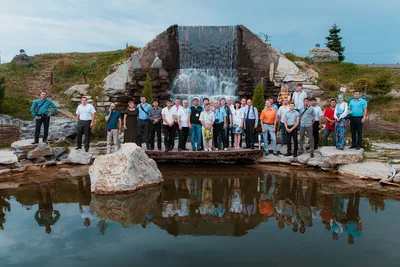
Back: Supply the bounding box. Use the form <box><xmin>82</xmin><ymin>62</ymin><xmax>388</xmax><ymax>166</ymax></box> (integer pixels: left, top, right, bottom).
<box><xmin>141</xmin><ymin>72</ymin><xmax>153</xmax><ymax>103</ymax></box>
<box><xmin>284</xmin><ymin>52</ymin><xmax>297</xmax><ymax>62</ymax></box>
<box><xmin>371</xmin><ymin>69</ymin><xmax>393</xmax><ymax>95</ymax></box>
<box><xmin>353</xmin><ymin>78</ymin><xmax>373</xmax><ymax>93</ymax></box>
<box><xmin>125</xmin><ymin>45</ymin><xmax>138</xmax><ymax>55</ymax></box>
<box><xmin>0</xmin><ymin>76</ymin><xmax>5</xmax><ymax>112</ymax></box>
<box><xmin>55</xmin><ymin>58</ymin><xmax>74</xmax><ymax>73</ymax></box>
<box><xmin>322</xmin><ymin>78</ymin><xmax>340</xmax><ymax>91</ymax></box>
<box><xmin>92</xmin><ymin>114</ymin><xmax>107</xmax><ymax>138</ymax></box>
<box><xmin>252</xmin><ymin>82</ymin><xmax>265</xmax><ymax>113</ymax></box>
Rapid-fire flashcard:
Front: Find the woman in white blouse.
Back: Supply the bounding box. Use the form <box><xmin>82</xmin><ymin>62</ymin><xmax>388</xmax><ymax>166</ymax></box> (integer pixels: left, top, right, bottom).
<box><xmin>334</xmin><ymin>94</ymin><xmax>348</xmax><ymax>150</ymax></box>
<box><xmin>232</xmin><ymin>101</ymin><xmax>244</xmax><ymax>149</ymax></box>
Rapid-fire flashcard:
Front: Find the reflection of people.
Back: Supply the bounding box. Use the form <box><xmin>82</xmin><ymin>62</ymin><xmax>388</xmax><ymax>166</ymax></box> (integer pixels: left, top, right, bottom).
<box><xmin>79</xmin><ymin>176</ymin><xmax>95</xmax><ymax>227</ymax></box>
<box><xmin>213</xmin><ymin>179</ymin><xmax>228</xmax><ymax>218</ymax></box>
<box><xmin>345</xmin><ymin>194</ymin><xmax>362</xmax><ymax>244</ymax></box>
<box><xmin>258</xmin><ymin>173</ymin><xmax>276</xmax><ymax>221</ymax></box>
<box><xmin>296</xmin><ymin>180</ymin><xmax>313</xmax><ymax>234</ymax></box>
<box><xmin>229</xmin><ymin>178</ymin><xmax>243</xmax><ymax>214</ymax></box>
<box><xmin>330</xmin><ymin>216</ymin><xmax>344</xmax><ymax>240</ymax></box>
<box><xmin>199</xmin><ymin>179</ymin><xmax>214</xmax><ymax>215</ymax></box>
<box><xmin>34</xmin><ymin>186</ymin><xmax>60</xmax><ymax>234</ymax></box>
<box><xmin>0</xmin><ymin>195</ymin><xmax>11</xmax><ymax>230</ymax></box>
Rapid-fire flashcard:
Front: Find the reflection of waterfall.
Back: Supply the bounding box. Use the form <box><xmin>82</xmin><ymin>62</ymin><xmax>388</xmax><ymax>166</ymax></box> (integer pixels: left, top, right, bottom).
<box><xmin>171</xmin><ymin>26</ymin><xmax>238</xmax><ymax>102</ymax></box>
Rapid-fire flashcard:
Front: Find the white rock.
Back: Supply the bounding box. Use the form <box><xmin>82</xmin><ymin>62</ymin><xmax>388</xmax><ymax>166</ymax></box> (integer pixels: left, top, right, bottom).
<box><xmin>131</xmin><ymin>52</ymin><xmax>142</xmax><ymax>70</ymax></box>
<box><xmin>307</xmin><ymin>152</ymin><xmax>330</xmax><ymax>168</ymax></box>
<box><xmin>371</xmin><ymin>143</ymin><xmax>400</xmax><ymax>150</ymax></box>
<box><xmin>283</xmin><ymin>73</ymin><xmax>308</xmax><ymax>83</ymax></box>
<box><xmin>67</xmin><ymin>149</ymin><xmax>93</xmax><ymax>165</ymax></box>
<box><xmin>150</xmin><ymin>56</ymin><xmax>163</xmax><ymax>69</ymax></box>
<box><xmin>103</xmin><ymin>60</ymin><xmax>130</xmax><ymax>94</ymax></box>
<box><xmin>385</xmin><ymin>89</ymin><xmax>400</xmax><ymax>98</ymax></box>
<box><xmin>64</xmin><ymin>84</ymin><xmax>90</xmax><ymax>96</ymax></box>
<box><xmin>257</xmin><ymin>154</ymin><xmax>294</xmax><ymax>164</ymax></box>
<box><xmin>320</xmin><ymin>147</ymin><xmax>363</xmax><ymax>165</ymax></box>
<box><xmin>338</xmin><ymin>162</ymin><xmax>400</xmax><ymax>180</ymax></box>
<box><xmin>0</xmin><ymin>150</ymin><xmax>18</xmax><ymax>165</ymax></box>
<box><xmin>27</xmin><ymin>143</ymin><xmax>53</xmax><ymax>159</ymax></box>
<box><xmin>296</xmin><ymin>153</ymin><xmax>310</xmax><ymax>164</ymax></box>
<box><xmin>89</xmin><ymin>143</ymin><xmax>163</xmax><ymax>194</ymax></box>
<box><xmin>276</xmin><ymin>55</ymin><xmax>300</xmax><ymax>77</ymax></box>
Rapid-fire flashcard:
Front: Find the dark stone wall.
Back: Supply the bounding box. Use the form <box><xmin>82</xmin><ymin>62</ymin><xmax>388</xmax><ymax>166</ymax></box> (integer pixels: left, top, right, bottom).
<box><xmin>138</xmin><ymin>25</ymin><xmax>180</xmax><ymax>70</ymax></box>
<box><xmin>126</xmin><ymin>68</ymin><xmax>174</xmax><ymax>105</ymax></box>
<box><xmin>238</xmin><ymin>68</ymin><xmax>279</xmax><ymax>100</ymax></box>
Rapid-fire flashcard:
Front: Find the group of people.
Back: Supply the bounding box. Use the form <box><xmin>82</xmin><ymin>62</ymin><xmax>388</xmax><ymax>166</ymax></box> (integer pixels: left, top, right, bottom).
<box><xmin>30</xmin><ymin>82</ymin><xmax>368</xmax><ymax>156</ymax></box>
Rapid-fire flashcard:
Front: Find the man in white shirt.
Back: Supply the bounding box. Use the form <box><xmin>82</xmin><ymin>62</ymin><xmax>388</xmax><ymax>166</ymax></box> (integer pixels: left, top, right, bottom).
<box><xmin>277</xmin><ymin>99</ymin><xmax>290</xmax><ymax>145</ymax></box>
<box><xmin>177</xmin><ymin>100</ymin><xmax>190</xmax><ymax>151</ymax></box>
<box><xmin>162</xmin><ymin>100</ymin><xmax>177</xmax><ymax>152</ymax></box>
<box><xmin>172</xmin><ymin>98</ymin><xmax>182</xmax><ymax>149</ymax></box>
<box><xmin>311</xmin><ymin>97</ymin><xmax>323</xmax><ymax>149</ymax></box>
<box><xmin>227</xmin><ymin>97</ymin><xmax>235</xmax><ymax>147</ymax></box>
<box><xmin>292</xmin><ymin>83</ymin><xmax>307</xmax><ymax>111</ymax></box>
<box><xmin>76</xmin><ymin>96</ymin><xmax>96</xmax><ymax>152</ymax></box>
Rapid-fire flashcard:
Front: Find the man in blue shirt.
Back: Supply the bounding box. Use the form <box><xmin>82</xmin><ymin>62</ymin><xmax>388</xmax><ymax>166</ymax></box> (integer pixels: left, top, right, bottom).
<box><xmin>349</xmin><ymin>91</ymin><xmax>368</xmax><ymax>149</ymax></box>
<box><xmin>137</xmin><ymin>96</ymin><xmax>152</xmax><ymax>149</ymax></box>
<box><xmin>30</xmin><ymin>91</ymin><xmax>57</xmax><ymax>144</ymax></box>
<box><xmin>105</xmin><ymin>103</ymin><xmax>121</xmax><ymax>154</ymax></box>
<box><xmin>243</xmin><ymin>99</ymin><xmax>259</xmax><ymax>149</ymax></box>
<box><xmin>212</xmin><ymin>100</ymin><xmax>227</xmax><ymax>150</ymax></box>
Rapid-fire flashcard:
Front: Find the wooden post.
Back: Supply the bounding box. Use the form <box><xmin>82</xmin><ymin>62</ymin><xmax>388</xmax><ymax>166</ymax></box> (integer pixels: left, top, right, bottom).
<box><xmin>83</xmin><ymin>73</ymin><xmax>87</xmax><ymax>83</ymax></box>
<box><xmin>50</xmin><ymin>72</ymin><xmax>53</xmax><ymax>85</ymax></box>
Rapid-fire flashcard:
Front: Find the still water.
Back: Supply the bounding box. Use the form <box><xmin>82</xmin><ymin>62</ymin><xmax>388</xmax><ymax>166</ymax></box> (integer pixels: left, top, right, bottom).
<box><xmin>1</xmin><ymin>165</ymin><xmax>400</xmax><ymax>267</ymax></box>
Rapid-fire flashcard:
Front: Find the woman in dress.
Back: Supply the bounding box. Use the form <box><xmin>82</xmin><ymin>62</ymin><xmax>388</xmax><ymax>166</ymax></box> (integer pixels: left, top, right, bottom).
<box><xmin>278</xmin><ymin>84</ymin><xmax>291</xmax><ymax>102</ymax></box>
<box><xmin>123</xmin><ymin>101</ymin><xmax>138</xmax><ymax>144</ymax></box>
<box><xmin>232</xmin><ymin>101</ymin><xmax>244</xmax><ymax>149</ymax></box>
<box><xmin>334</xmin><ymin>94</ymin><xmax>348</xmax><ymax>150</ymax></box>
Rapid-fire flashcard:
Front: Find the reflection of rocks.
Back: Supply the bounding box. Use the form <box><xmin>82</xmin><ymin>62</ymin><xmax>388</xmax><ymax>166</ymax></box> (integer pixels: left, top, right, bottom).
<box><xmin>89</xmin><ymin>143</ymin><xmax>163</xmax><ymax>194</ymax></box>
<box><xmin>91</xmin><ymin>186</ymin><xmax>162</xmax><ymax>227</ymax></box>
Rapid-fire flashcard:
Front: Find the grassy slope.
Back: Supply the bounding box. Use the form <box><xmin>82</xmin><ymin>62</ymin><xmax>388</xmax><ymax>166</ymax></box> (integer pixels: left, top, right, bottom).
<box><xmin>0</xmin><ymin>50</ymin><xmax>129</xmax><ymax>119</ymax></box>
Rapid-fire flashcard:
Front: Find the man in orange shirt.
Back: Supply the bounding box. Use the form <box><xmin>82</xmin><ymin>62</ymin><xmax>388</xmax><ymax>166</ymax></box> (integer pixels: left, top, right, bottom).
<box><xmin>258</xmin><ymin>172</ymin><xmax>276</xmax><ymax>221</ymax></box>
<box><xmin>260</xmin><ymin>100</ymin><xmax>278</xmax><ymax>156</ymax></box>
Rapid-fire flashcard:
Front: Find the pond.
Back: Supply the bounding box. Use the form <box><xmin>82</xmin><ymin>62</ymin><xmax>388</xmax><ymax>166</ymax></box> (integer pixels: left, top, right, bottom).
<box><xmin>0</xmin><ymin>165</ymin><xmax>400</xmax><ymax>267</ymax></box>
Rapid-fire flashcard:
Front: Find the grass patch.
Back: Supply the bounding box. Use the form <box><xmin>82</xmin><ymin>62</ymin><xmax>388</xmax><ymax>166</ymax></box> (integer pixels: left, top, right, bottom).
<box><xmin>368</xmin><ymin>96</ymin><xmax>400</xmax><ymax>123</ymax></box>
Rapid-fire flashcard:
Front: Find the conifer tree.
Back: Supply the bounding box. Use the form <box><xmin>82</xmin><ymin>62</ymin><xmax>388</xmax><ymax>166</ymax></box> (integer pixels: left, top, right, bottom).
<box><xmin>252</xmin><ymin>82</ymin><xmax>265</xmax><ymax>113</ymax></box>
<box><xmin>142</xmin><ymin>72</ymin><xmax>153</xmax><ymax>103</ymax></box>
<box><xmin>325</xmin><ymin>24</ymin><xmax>345</xmax><ymax>61</ymax></box>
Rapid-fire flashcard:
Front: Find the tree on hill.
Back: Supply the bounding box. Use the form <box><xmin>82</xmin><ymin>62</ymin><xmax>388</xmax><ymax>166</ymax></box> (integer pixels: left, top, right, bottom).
<box><xmin>0</xmin><ymin>76</ymin><xmax>5</xmax><ymax>113</ymax></box>
<box><xmin>326</xmin><ymin>24</ymin><xmax>345</xmax><ymax>62</ymax></box>
<box><xmin>141</xmin><ymin>72</ymin><xmax>153</xmax><ymax>103</ymax></box>
<box><xmin>252</xmin><ymin>82</ymin><xmax>265</xmax><ymax>113</ymax></box>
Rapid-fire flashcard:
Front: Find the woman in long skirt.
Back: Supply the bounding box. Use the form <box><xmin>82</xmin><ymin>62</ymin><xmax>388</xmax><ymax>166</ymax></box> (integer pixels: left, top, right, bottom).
<box><xmin>123</xmin><ymin>101</ymin><xmax>139</xmax><ymax>144</ymax></box>
<box><xmin>334</xmin><ymin>94</ymin><xmax>348</xmax><ymax>150</ymax></box>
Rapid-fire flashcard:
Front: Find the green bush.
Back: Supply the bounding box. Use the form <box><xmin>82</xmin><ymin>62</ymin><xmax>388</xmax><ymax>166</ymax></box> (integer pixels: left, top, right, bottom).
<box><xmin>322</xmin><ymin>78</ymin><xmax>340</xmax><ymax>91</ymax></box>
<box><xmin>353</xmin><ymin>78</ymin><xmax>373</xmax><ymax>93</ymax></box>
<box><xmin>142</xmin><ymin>72</ymin><xmax>153</xmax><ymax>103</ymax></box>
<box><xmin>1</xmin><ymin>92</ymin><xmax>31</xmax><ymax>119</ymax></box>
<box><xmin>92</xmin><ymin>114</ymin><xmax>107</xmax><ymax>138</ymax></box>
<box><xmin>55</xmin><ymin>58</ymin><xmax>74</xmax><ymax>73</ymax></box>
<box><xmin>0</xmin><ymin>76</ymin><xmax>5</xmax><ymax>112</ymax></box>
<box><xmin>252</xmin><ymin>82</ymin><xmax>265</xmax><ymax>113</ymax></box>
<box><xmin>371</xmin><ymin>69</ymin><xmax>393</xmax><ymax>95</ymax></box>
<box><xmin>125</xmin><ymin>45</ymin><xmax>138</xmax><ymax>55</ymax></box>
<box><xmin>283</xmin><ymin>52</ymin><xmax>297</xmax><ymax>62</ymax></box>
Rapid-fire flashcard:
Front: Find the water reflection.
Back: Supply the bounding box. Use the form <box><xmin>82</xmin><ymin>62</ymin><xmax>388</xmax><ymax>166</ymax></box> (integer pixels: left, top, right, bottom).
<box><xmin>0</xmin><ymin>170</ymin><xmax>386</xmax><ymax>245</ymax></box>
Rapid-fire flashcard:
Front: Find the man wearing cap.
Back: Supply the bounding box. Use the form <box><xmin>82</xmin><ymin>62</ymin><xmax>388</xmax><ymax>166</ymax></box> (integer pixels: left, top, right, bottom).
<box><xmin>148</xmin><ymin>100</ymin><xmax>162</xmax><ymax>150</ymax></box>
<box><xmin>188</xmin><ymin>97</ymin><xmax>203</xmax><ymax>151</ymax></box>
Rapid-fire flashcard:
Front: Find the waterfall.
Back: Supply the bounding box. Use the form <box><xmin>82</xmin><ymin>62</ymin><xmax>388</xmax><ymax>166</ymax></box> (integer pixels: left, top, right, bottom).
<box><xmin>171</xmin><ymin>26</ymin><xmax>238</xmax><ymax>103</ymax></box>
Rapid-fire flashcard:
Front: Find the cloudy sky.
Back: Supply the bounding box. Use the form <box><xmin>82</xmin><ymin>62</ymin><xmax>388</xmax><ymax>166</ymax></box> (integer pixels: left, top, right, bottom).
<box><xmin>0</xmin><ymin>0</ymin><xmax>399</xmax><ymax>64</ymax></box>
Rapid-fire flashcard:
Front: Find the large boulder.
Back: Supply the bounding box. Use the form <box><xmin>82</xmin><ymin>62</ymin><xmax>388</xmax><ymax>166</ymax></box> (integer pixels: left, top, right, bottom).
<box><xmin>276</xmin><ymin>55</ymin><xmax>300</xmax><ymax>77</ymax></box>
<box><xmin>0</xmin><ymin>150</ymin><xmax>18</xmax><ymax>165</ymax></box>
<box><xmin>385</xmin><ymin>89</ymin><xmax>400</xmax><ymax>98</ymax></box>
<box><xmin>64</xmin><ymin>84</ymin><xmax>90</xmax><ymax>96</ymax></box>
<box><xmin>27</xmin><ymin>143</ymin><xmax>53</xmax><ymax>159</ymax></box>
<box><xmin>320</xmin><ymin>147</ymin><xmax>364</xmax><ymax>165</ymax></box>
<box><xmin>11</xmin><ymin>139</ymin><xmax>39</xmax><ymax>160</ymax></box>
<box><xmin>103</xmin><ymin>60</ymin><xmax>130</xmax><ymax>96</ymax></box>
<box><xmin>309</xmin><ymin>48</ymin><xmax>339</xmax><ymax>62</ymax></box>
<box><xmin>89</xmin><ymin>143</ymin><xmax>163</xmax><ymax>195</ymax></box>
<box><xmin>19</xmin><ymin>117</ymin><xmax>77</xmax><ymax>141</ymax></box>
<box><xmin>67</xmin><ymin>148</ymin><xmax>93</xmax><ymax>165</ymax></box>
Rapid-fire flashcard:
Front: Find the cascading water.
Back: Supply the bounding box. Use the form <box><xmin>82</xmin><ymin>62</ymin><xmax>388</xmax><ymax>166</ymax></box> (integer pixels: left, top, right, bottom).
<box><xmin>171</xmin><ymin>26</ymin><xmax>238</xmax><ymax>102</ymax></box>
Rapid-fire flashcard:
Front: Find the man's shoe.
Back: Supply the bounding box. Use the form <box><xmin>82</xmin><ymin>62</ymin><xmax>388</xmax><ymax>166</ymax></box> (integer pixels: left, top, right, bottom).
<box><xmin>224</xmin><ymin>148</ymin><xmax>228</xmax><ymax>151</ymax></box>
<box><xmin>356</xmin><ymin>147</ymin><xmax>360</xmax><ymax>150</ymax></box>
<box><xmin>273</xmin><ymin>152</ymin><xmax>279</xmax><ymax>156</ymax></box>
<box><xmin>350</xmin><ymin>146</ymin><xmax>357</xmax><ymax>149</ymax></box>
<box><xmin>284</xmin><ymin>153</ymin><xmax>292</xmax><ymax>157</ymax></box>
<box><xmin>182</xmin><ymin>148</ymin><xmax>189</xmax><ymax>151</ymax></box>
<box><xmin>310</xmin><ymin>153</ymin><xmax>314</xmax><ymax>158</ymax></box>
<box><xmin>251</xmin><ymin>146</ymin><xmax>255</xmax><ymax>150</ymax></box>
<box><xmin>42</xmin><ymin>139</ymin><xmax>48</xmax><ymax>144</ymax></box>
<box><xmin>306</xmin><ymin>146</ymin><xmax>310</xmax><ymax>150</ymax></box>
<box><xmin>85</xmin><ymin>149</ymin><xmax>89</xmax><ymax>153</ymax></box>
<box><xmin>293</xmin><ymin>153</ymin><xmax>298</xmax><ymax>158</ymax></box>
<box><xmin>76</xmin><ymin>147</ymin><xmax>81</xmax><ymax>150</ymax></box>
<box><xmin>31</xmin><ymin>141</ymin><xmax>39</xmax><ymax>145</ymax></box>
<box><xmin>264</xmin><ymin>152</ymin><xmax>269</xmax><ymax>157</ymax></box>
<box><xmin>298</xmin><ymin>151</ymin><xmax>303</xmax><ymax>156</ymax></box>
<box><xmin>165</xmin><ymin>148</ymin><xmax>169</xmax><ymax>152</ymax></box>
<box><xmin>178</xmin><ymin>148</ymin><xmax>182</xmax><ymax>152</ymax></box>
